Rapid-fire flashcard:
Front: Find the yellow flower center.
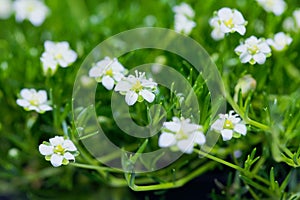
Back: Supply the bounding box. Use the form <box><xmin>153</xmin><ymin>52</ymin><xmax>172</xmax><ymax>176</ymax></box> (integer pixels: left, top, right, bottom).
<box><xmin>223</xmin><ymin>119</ymin><xmax>234</xmax><ymax>129</ymax></box>
<box><xmin>54</xmin><ymin>144</ymin><xmax>65</xmax><ymax>155</ymax></box>
<box><xmin>55</xmin><ymin>53</ymin><xmax>63</xmax><ymax>60</ymax></box>
<box><xmin>105</xmin><ymin>68</ymin><xmax>113</xmax><ymax>77</ymax></box>
<box><xmin>248</xmin><ymin>45</ymin><xmax>259</xmax><ymax>54</ymax></box>
<box><xmin>224</xmin><ymin>18</ymin><xmax>234</xmax><ymax>28</ymax></box>
<box><xmin>29</xmin><ymin>98</ymin><xmax>39</xmax><ymax>106</ymax></box>
<box><xmin>132</xmin><ymin>80</ymin><xmax>143</xmax><ymax>92</ymax></box>
<box><xmin>176</xmin><ymin>128</ymin><xmax>188</xmax><ymax>140</ymax></box>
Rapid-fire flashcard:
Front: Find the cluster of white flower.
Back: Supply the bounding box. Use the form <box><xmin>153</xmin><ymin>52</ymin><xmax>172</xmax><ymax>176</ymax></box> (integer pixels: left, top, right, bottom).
<box><xmin>209</xmin><ymin>7</ymin><xmax>247</xmax><ymax>40</ymax></box>
<box><xmin>158</xmin><ymin>111</ymin><xmax>247</xmax><ymax>154</ymax></box>
<box><xmin>210</xmin><ymin>5</ymin><xmax>293</xmax><ymax>65</ymax></box>
<box><xmin>172</xmin><ymin>3</ymin><xmax>196</xmax><ymax>35</ymax></box>
<box><xmin>39</xmin><ymin>136</ymin><xmax>79</xmax><ymax>167</ymax></box>
<box><xmin>41</xmin><ymin>41</ymin><xmax>77</xmax><ymax>76</ymax></box>
<box><xmin>0</xmin><ymin>0</ymin><xmax>49</xmax><ymax>26</ymax></box>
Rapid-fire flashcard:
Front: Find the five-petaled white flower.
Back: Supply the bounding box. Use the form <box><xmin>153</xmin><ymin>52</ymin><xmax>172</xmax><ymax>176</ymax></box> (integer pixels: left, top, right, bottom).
<box><xmin>267</xmin><ymin>32</ymin><xmax>292</xmax><ymax>51</ymax></box>
<box><xmin>235</xmin><ymin>36</ymin><xmax>271</xmax><ymax>65</ymax></box>
<box><xmin>173</xmin><ymin>2</ymin><xmax>196</xmax><ymax>35</ymax></box>
<box><xmin>39</xmin><ymin>136</ymin><xmax>79</xmax><ymax>167</ymax></box>
<box><xmin>256</xmin><ymin>0</ymin><xmax>286</xmax><ymax>16</ymax></box>
<box><xmin>16</xmin><ymin>88</ymin><xmax>52</xmax><ymax>113</ymax></box>
<box><xmin>88</xmin><ymin>57</ymin><xmax>127</xmax><ymax>90</ymax></box>
<box><xmin>0</xmin><ymin>0</ymin><xmax>12</xmax><ymax>19</ymax></box>
<box><xmin>211</xmin><ymin>110</ymin><xmax>247</xmax><ymax>141</ymax></box>
<box><xmin>158</xmin><ymin>117</ymin><xmax>206</xmax><ymax>154</ymax></box>
<box><xmin>114</xmin><ymin>70</ymin><xmax>157</xmax><ymax>106</ymax></box>
<box><xmin>13</xmin><ymin>0</ymin><xmax>49</xmax><ymax>26</ymax></box>
<box><xmin>210</xmin><ymin>7</ymin><xmax>247</xmax><ymax>39</ymax></box>
<box><xmin>41</xmin><ymin>40</ymin><xmax>77</xmax><ymax>75</ymax></box>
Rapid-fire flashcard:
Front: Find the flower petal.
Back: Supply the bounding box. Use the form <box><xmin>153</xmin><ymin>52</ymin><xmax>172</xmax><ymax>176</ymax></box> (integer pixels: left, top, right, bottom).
<box><xmin>64</xmin><ymin>152</ymin><xmax>75</xmax><ymax>161</ymax></box>
<box><xmin>220</xmin><ymin>129</ymin><xmax>233</xmax><ymax>141</ymax></box>
<box><xmin>163</xmin><ymin>121</ymin><xmax>181</xmax><ymax>133</ymax></box>
<box><xmin>194</xmin><ymin>131</ymin><xmax>206</xmax><ymax>145</ymax></box>
<box><xmin>177</xmin><ymin>139</ymin><xmax>194</xmax><ymax>154</ymax></box>
<box><xmin>63</xmin><ymin>140</ymin><xmax>77</xmax><ymax>151</ymax></box>
<box><xmin>234</xmin><ymin>124</ymin><xmax>247</xmax><ymax>135</ymax></box>
<box><xmin>39</xmin><ymin>144</ymin><xmax>53</xmax><ymax>155</ymax></box>
<box><xmin>50</xmin><ymin>154</ymin><xmax>63</xmax><ymax>167</ymax></box>
<box><xmin>140</xmin><ymin>89</ymin><xmax>155</xmax><ymax>103</ymax></box>
<box><xmin>211</xmin><ymin>119</ymin><xmax>224</xmax><ymax>131</ymax></box>
<box><xmin>49</xmin><ymin>136</ymin><xmax>64</xmax><ymax>146</ymax></box>
<box><xmin>102</xmin><ymin>76</ymin><xmax>115</xmax><ymax>90</ymax></box>
<box><xmin>125</xmin><ymin>91</ymin><xmax>138</xmax><ymax>106</ymax></box>
<box><xmin>158</xmin><ymin>132</ymin><xmax>176</xmax><ymax>147</ymax></box>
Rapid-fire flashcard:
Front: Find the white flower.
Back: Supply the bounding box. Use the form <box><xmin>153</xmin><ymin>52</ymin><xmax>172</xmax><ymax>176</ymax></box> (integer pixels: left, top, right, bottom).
<box><xmin>293</xmin><ymin>9</ymin><xmax>300</xmax><ymax>30</ymax></box>
<box><xmin>283</xmin><ymin>17</ymin><xmax>296</xmax><ymax>32</ymax></box>
<box><xmin>234</xmin><ymin>75</ymin><xmax>257</xmax><ymax>102</ymax></box>
<box><xmin>267</xmin><ymin>32</ymin><xmax>292</xmax><ymax>51</ymax></box>
<box><xmin>114</xmin><ymin>70</ymin><xmax>157</xmax><ymax>106</ymax></box>
<box><xmin>41</xmin><ymin>41</ymin><xmax>77</xmax><ymax>75</ymax></box>
<box><xmin>174</xmin><ymin>14</ymin><xmax>196</xmax><ymax>35</ymax></box>
<box><xmin>256</xmin><ymin>0</ymin><xmax>286</xmax><ymax>16</ymax></box>
<box><xmin>16</xmin><ymin>88</ymin><xmax>52</xmax><ymax>113</ymax></box>
<box><xmin>0</xmin><ymin>0</ymin><xmax>12</xmax><ymax>19</ymax></box>
<box><xmin>39</xmin><ymin>136</ymin><xmax>79</xmax><ymax>167</ymax></box>
<box><xmin>211</xmin><ymin>110</ymin><xmax>247</xmax><ymax>141</ymax></box>
<box><xmin>13</xmin><ymin>0</ymin><xmax>49</xmax><ymax>26</ymax></box>
<box><xmin>209</xmin><ymin>16</ymin><xmax>225</xmax><ymax>40</ymax></box>
<box><xmin>88</xmin><ymin>57</ymin><xmax>127</xmax><ymax>90</ymax></box>
<box><xmin>209</xmin><ymin>7</ymin><xmax>247</xmax><ymax>38</ymax></box>
<box><xmin>172</xmin><ymin>2</ymin><xmax>195</xmax><ymax>18</ymax></box>
<box><xmin>235</xmin><ymin>36</ymin><xmax>271</xmax><ymax>65</ymax></box>
<box><xmin>158</xmin><ymin>117</ymin><xmax>205</xmax><ymax>154</ymax></box>
<box><xmin>173</xmin><ymin>3</ymin><xmax>196</xmax><ymax>35</ymax></box>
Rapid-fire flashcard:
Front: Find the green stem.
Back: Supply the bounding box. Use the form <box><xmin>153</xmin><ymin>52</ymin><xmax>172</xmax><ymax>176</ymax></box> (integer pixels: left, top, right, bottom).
<box><xmin>226</xmin><ymin>93</ymin><xmax>270</xmax><ymax>131</ymax></box>
<box><xmin>129</xmin><ymin>161</ymin><xmax>217</xmax><ymax>191</ymax></box>
<box><xmin>70</xmin><ymin>162</ymin><xmax>122</xmax><ymax>173</ymax></box>
<box><xmin>194</xmin><ymin>149</ymin><xmax>270</xmax><ymax>186</ymax></box>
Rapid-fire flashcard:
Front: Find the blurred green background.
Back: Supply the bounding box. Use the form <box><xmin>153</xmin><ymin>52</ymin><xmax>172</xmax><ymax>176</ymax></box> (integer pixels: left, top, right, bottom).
<box><xmin>1</xmin><ymin>0</ymin><xmax>300</xmax><ymax>199</ymax></box>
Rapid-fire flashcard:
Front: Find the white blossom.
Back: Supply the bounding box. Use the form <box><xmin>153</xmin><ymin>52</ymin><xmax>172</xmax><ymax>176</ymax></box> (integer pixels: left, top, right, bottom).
<box><xmin>211</xmin><ymin>110</ymin><xmax>247</xmax><ymax>141</ymax></box>
<box><xmin>209</xmin><ymin>7</ymin><xmax>247</xmax><ymax>39</ymax></box>
<box><xmin>88</xmin><ymin>57</ymin><xmax>127</xmax><ymax>90</ymax></box>
<box><xmin>172</xmin><ymin>2</ymin><xmax>195</xmax><ymax>18</ymax></box>
<box><xmin>16</xmin><ymin>88</ymin><xmax>52</xmax><ymax>113</ymax></box>
<box><xmin>234</xmin><ymin>75</ymin><xmax>257</xmax><ymax>102</ymax></box>
<box><xmin>41</xmin><ymin>40</ymin><xmax>77</xmax><ymax>75</ymax></box>
<box><xmin>13</xmin><ymin>0</ymin><xmax>49</xmax><ymax>26</ymax></box>
<box><xmin>293</xmin><ymin>9</ymin><xmax>300</xmax><ymax>30</ymax></box>
<box><xmin>173</xmin><ymin>2</ymin><xmax>196</xmax><ymax>35</ymax></box>
<box><xmin>235</xmin><ymin>36</ymin><xmax>271</xmax><ymax>65</ymax></box>
<box><xmin>158</xmin><ymin>117</ymin><xmax>206</xmax><ymax>154</ymax></box>
<box><xmin>174</xmin><ymin>14</ymin><xmax>196</xmax><ymax>35</ymax></box>
<box><xmin>0</xmin><ymin>0</ymin><xmax>12</xmax><ymax>19</ymax></box>
<box><xmin>267</xmin><ymin>32</ymin><xmax>292</xmax><ymax>51</ymax></box>
<box><xmin>209</xmin><ymin>16</ymin><xmax>225</xmax><ymax>40</ymax></box>
<box><xmin>114</xmin><ymin>70</ymin><xmax>157</xmax><ymax>106</ymax></box>
<box><xmin>256</xmin><ymin>0</ymin><xmax>286</xmax><ymax>16</ymax></box>
<box><xmin>39</xmin><ymin>136</ymin><xmax>78</xmax><ymax>167</ymax></box>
